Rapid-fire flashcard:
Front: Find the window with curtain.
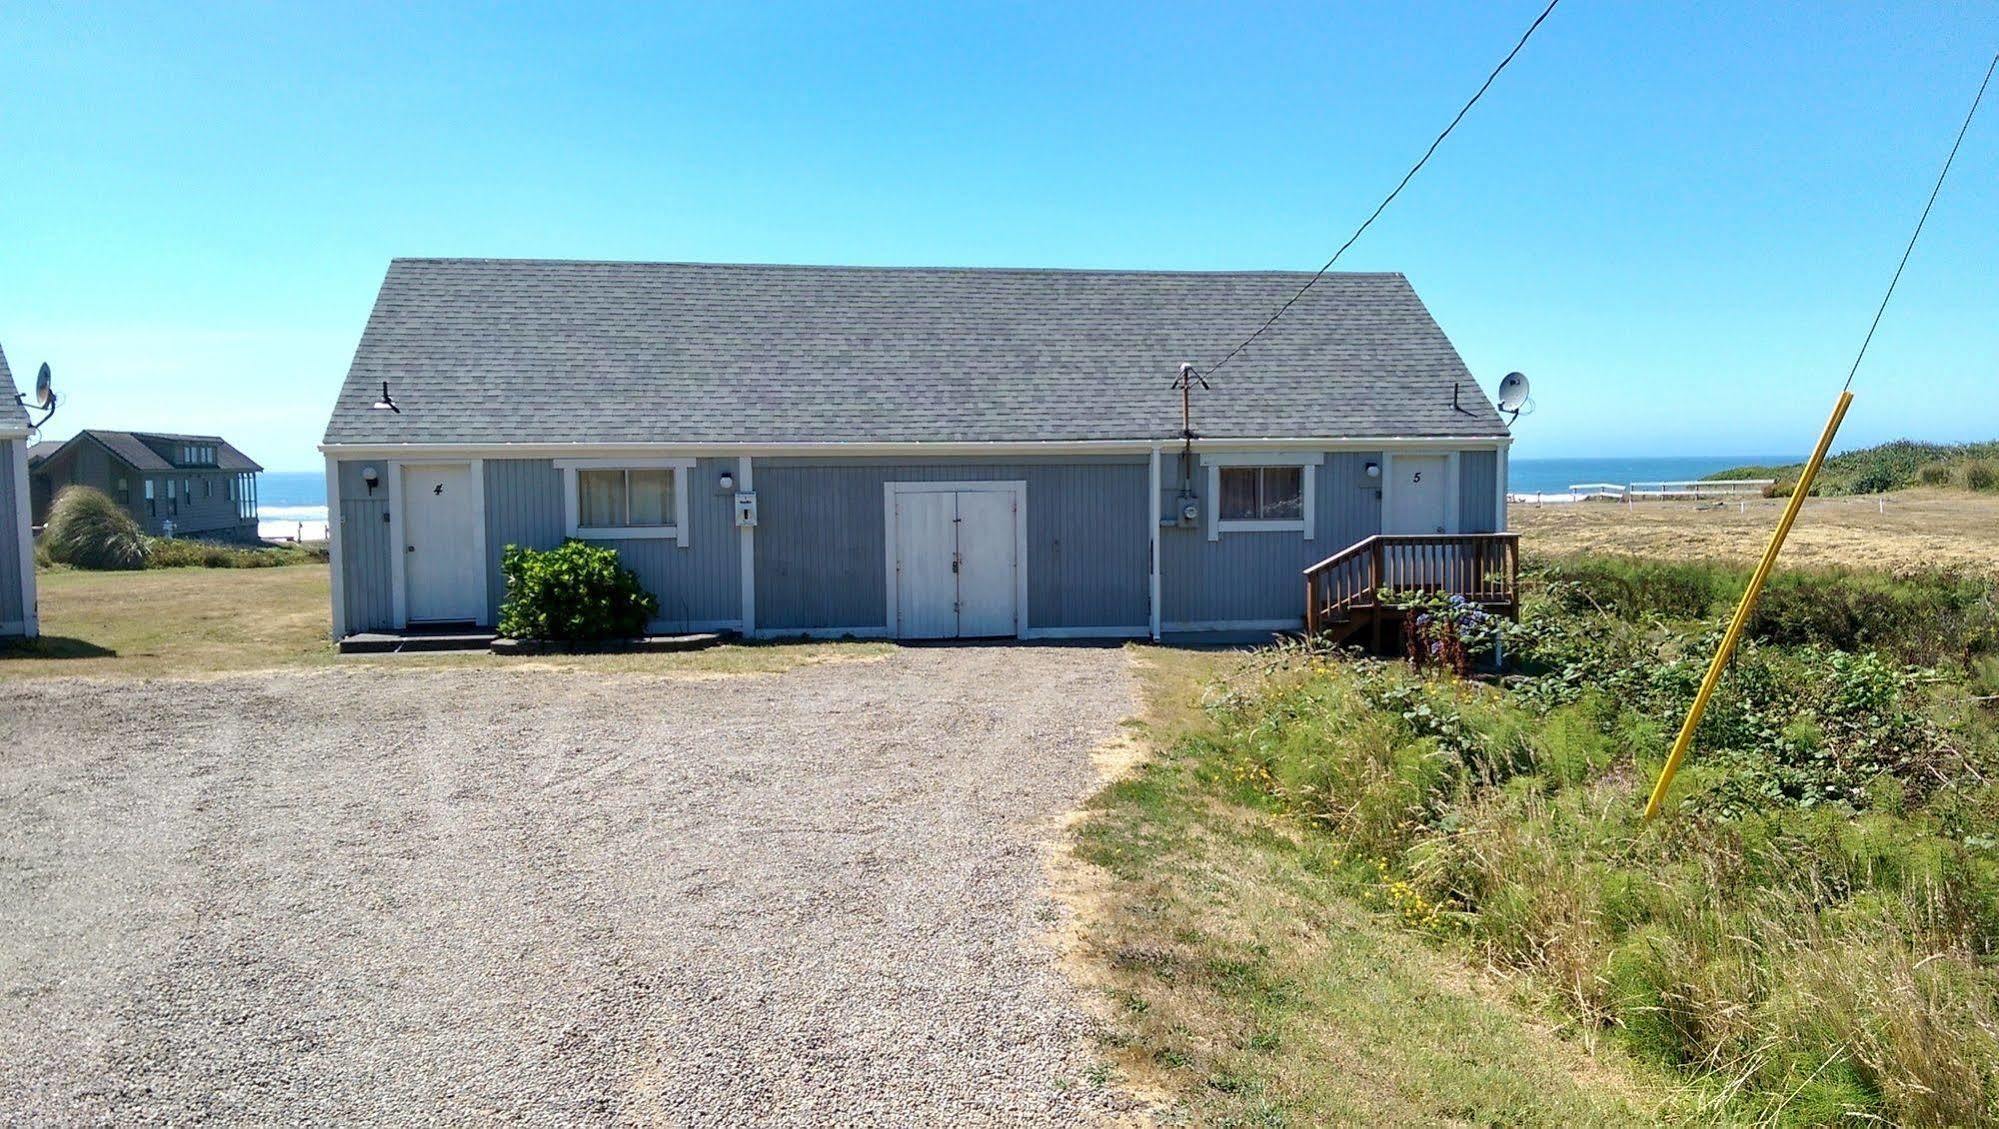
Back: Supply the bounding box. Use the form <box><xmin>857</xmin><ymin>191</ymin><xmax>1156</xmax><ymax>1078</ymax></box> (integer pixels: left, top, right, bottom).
<box><xmin>576</xmin><ymin>467</ymin><xmax>678</xmax><ymax>531</ymax></box>
<box><xmin>1217</xmin><ymin>466</ymin><xmax>1303</xmax><ymax>521</ymax></box>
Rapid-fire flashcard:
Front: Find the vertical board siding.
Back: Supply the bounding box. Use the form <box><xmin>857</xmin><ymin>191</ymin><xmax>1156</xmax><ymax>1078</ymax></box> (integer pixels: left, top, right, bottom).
<box><xmin>483</xmin><ymin>458</ymin><xmax>740</xmax><ymax>630</ymax></box>
<box><xmin>335</xmin><ymin>460</ymin><xmax>393</xmax><ymax>632</ymax></box>
<box><xmin>754</xmin><ymin>458</ymin><xmax>1149</xmax><ymax>632</ymax></box>
<box><xmin>1459</xmin><ymin>449</ymin><xmax>1498</xmax><ymax>533</ymax></box>
<box><xmin>1159</xmin><ymin>450</ymin><xmax>1382</xmax><ymax>624</ymax></box>
<box><xmin>0</xmin><ymin>439</ymin><xmax>24</xmax><ymax>628</ymax></box>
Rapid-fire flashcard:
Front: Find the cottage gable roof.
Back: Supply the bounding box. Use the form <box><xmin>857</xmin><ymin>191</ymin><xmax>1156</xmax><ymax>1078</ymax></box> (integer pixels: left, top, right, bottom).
<box><xmin>324</xmin><ymin>258</ymin><xmax>1509</xmax><ymax>447</ymax></box>
<box><xmin>31</xmin><ymin>429</ymin><xmax>263</xmax><ymax>473</ymax></box>
<box><xmin>0</xmin><ymin>345</ymin><xmax>26</xmax><ymax>433</ymax></box>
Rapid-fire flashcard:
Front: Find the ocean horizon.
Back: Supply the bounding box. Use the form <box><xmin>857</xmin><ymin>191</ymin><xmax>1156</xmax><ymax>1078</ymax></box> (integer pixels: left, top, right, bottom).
<box><xmin>1506</xmin><ymin>454</ymin><xmax>1801</xmax><ymax>495</ymax></box>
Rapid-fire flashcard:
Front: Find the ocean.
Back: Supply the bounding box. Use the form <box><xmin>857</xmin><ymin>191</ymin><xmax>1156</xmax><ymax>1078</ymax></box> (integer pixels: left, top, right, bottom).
<box><xmin>249</xmin><ymin>457</ymin><xmax>1803</xmax><ymax>537</ymax></box>
<box><xmin>1508</xmin><ymin>455</ymin><xmax>1799</xmax><ymax>496</ymax></box>
<box><xmin>256</xmin><ymin>470</ymin><xmax>332</xmax><ymax>541</ymax></box>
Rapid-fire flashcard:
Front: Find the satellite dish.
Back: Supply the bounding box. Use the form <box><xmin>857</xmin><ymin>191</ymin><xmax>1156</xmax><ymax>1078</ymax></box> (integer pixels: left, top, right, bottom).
<box><xmin>25</xmin><ymin>363</ymin><xmax>57</xmax><ymax>427</ymax></box>
<box><xmin>1496</xmin><ymin>371</ymin><xmax>1530</xmax><ymax>413</ymax></box>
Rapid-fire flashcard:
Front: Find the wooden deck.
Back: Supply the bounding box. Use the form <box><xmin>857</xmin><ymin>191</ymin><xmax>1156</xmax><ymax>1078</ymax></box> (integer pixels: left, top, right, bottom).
<box><xmin>1303</xmin><ymin>533</ymin><xmax>1521</xmax><ymax>650</ymax></box>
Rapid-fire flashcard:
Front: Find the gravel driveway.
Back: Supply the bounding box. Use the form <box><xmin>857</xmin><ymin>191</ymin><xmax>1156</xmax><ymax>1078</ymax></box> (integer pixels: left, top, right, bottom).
<box><xmin>0</xmin><ymin>646</ymin><xmax>1140</xmax><ymax>1124</ymax></box>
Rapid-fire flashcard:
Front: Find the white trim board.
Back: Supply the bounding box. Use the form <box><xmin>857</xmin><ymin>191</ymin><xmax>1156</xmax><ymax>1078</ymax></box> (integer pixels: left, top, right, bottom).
<box><xmin>322</xmin><ymin>436</ymin><xmax>1512</xmax><ymax>459</ymax></box>
<box><xmin>555</xmin><ymin>457</ymin><xmax>696</xmax><ymax>545</ymax></box>
<box><xmin>388</xmin><ymin>459</ymin><xmax>489</xmax><ymax>628</ymax></box>
<box><xmin>1147</xmin><ymin>442</ymin><xmax>1162</xmax><ymax>642</ymax></box>
<box><xmin>325</xmin><ymin>454</ymin><xmax>346</xmax><ymax>639</ymax></box>
<box><xmin>882</xmin><ymin>479</ymin><xmax>1030</xmax><ymax>640</ymax></box>
<box><xmin>11</xmin><ymin>439</ymin><xmax>36</xmax><ymax>637</ymax></box>
<box><xmin>736</xmin><ymin>455</ymin><xmax>755</xmax><ymax>635</ymax></box>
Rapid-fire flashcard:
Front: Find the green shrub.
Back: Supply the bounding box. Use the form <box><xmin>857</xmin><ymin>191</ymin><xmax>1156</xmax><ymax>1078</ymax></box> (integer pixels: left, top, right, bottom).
<box><xmin>1962</xmin><ymin>458</ymin><xmax>1999</xmax><ymax>492</ymax></box>
<box><xmin>497</xmin><ymin>540</ymin><xmax>659</xmax><ymax>641</ymax></box>
<box><xmin>1708</xmin><ymin>439</ymin><xmax>1999</xmax><ymax>496</ymax></box>
<box><xmin>1196</xmin><ymin>564</ymin><xmax>1999</xmax><ymax>1122</ymax></box>
<box><xmin>41</xmin><ymin>486</ymin><xmax>148</xmax><ymax>569</ymax></box>
<box><xmin>144</xmin><ymin>537</ymin><xmax>326</xmax><ymax>568</ymax></box>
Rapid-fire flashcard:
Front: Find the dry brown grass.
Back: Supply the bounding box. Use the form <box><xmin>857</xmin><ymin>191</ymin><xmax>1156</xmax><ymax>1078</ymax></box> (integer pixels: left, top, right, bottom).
<box><xmin>1</xmin><ymin>565</ymin><xmax>890</xmax><ymax>680</ymax></box>
<box><xmin>1512</xmin><ymin>488</ymin><xmax>1999</xmax><ymax>574</ymax></box>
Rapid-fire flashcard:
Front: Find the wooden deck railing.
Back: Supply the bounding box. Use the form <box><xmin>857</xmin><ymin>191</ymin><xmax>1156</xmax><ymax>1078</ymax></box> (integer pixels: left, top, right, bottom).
<box><xmin>1303</xmin><ymin>533</ymin><xmax>1521</xmax><ymax>636</ymax></box>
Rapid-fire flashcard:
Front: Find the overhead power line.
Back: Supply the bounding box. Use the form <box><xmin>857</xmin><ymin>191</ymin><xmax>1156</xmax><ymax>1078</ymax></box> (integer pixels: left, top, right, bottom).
<box><xmin>1203</xmin><ymin>0</ymin><xmax>1562</xmax><ymax>378</ymax></box>
<box><xmin>1841</xmin><ymin>50</ymin><xmax>1998</xmax><ymax>392</ymax></box>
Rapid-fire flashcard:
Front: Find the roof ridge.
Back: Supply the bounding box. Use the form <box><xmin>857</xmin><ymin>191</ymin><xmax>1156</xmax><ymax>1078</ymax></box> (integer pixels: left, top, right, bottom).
<box><xmin>387</xmin><ymin>256</ymin><xmax>1409</xmax><ymax>281</ymax></box>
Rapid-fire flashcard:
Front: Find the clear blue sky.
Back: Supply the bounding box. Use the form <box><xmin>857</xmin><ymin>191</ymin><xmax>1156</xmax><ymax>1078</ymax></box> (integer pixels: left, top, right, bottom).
<box><xmin>3</xmin><ymin>2</ymin><xmax>1994</xmax><ymax>471</ymax></box>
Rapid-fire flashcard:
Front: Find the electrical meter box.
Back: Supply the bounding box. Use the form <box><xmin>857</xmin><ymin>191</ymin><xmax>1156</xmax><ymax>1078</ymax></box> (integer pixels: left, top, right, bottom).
<box><xmin>734</xmin><ymin>492</ymin><xmax>759</xmax><ymax>527</ymax></box>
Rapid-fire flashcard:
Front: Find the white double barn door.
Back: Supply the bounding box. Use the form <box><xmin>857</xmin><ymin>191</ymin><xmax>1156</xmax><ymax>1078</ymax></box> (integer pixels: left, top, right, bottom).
<box><xmin>891</xmin><ymin>484</ymin><xmax>1022</xmax><ymax>639</ymax></box>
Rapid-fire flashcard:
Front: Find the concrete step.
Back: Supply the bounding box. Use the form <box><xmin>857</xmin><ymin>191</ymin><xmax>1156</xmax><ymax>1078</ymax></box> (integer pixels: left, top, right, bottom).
<box><xmin>338</xmin><ymin>631</ymin><xmax>497</xmax><ymax>654</ymax></box>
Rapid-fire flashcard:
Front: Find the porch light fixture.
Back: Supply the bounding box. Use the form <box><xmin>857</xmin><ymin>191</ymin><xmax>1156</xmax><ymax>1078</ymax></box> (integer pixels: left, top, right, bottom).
<box><xmin>362</xmin><ymin>466</ymin><xmax>380</xmax><ymax>494</ymax></box>
<box><xmin>371</xmin><ymin>381</ymin><xmax>401</xmax><ymax>413</ymax></box>
<box><xmin>1364</xmin><ymin>462</ymin><xmax>1380</xmax><ymax>478</ymax></box>
<box><xmin>718</xmin><ymin>471</ymin><xmax>736</xmax><ymax>492</ymax></box>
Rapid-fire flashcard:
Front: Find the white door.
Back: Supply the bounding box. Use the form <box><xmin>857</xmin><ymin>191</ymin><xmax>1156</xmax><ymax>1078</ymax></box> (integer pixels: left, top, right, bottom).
<box><xmin>954</xmin><ymin>490</ymin><xmax>1018</xmax><ymax>637</ymax></box>
<box><xmin>891</xmin><ymin>486</ymin><xmax>1021</xmax><ymax>639</ymax></box>
<box><xmin>1387</xmin><ymin>455</ymin><xmax>1451</xmax><ymax>535</ymax></box>
<box><xmin>895</xmin><ymin>491</ymin><xmax>960</xmax><ymax>639</ymax></box>
<box><xmin>403</xmin><ymin>464</ymin><xmax>481</xmax><ymax>623</ymax></box>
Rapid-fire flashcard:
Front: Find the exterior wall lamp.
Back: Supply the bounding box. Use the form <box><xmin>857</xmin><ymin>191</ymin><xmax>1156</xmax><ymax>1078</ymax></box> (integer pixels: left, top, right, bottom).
<box><xmin>362</xmin><ymin>466</ymin><xmax>380</xmax><ymax>494</ymax></box>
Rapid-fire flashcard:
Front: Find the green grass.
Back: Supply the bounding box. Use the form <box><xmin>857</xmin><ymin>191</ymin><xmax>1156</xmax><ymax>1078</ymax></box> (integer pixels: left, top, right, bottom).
<box><xmin>1711</xmin><ymin>439</ymin><xmax>1999</xmax><ymax>496</ymax></box>
<box><xmin>1068</xmin><ymin>646</ymin><xmax>1686</xmax><ymax>1125</ymax></box>
<box><xmin>1098</xmin><ymin>559</ymin><xmax>1999</xmax><ymax>1124</ymax></box>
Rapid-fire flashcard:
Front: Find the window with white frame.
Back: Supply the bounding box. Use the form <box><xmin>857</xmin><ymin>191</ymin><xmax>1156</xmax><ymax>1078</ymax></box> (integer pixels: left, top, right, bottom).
<box><xmin>557</xmin><ymin>459</ymin><xmax>695</xmax><ymax>543</ymax></box>
<box><xmin>1204</xmin><ymin>453</ymin><xmax>1320</xmax><ymax>540</ymax></box>
<box><xmin>1217</xmin><ymin>466</ymin><xmax>1302</xmax><ymax>521</ymax></box>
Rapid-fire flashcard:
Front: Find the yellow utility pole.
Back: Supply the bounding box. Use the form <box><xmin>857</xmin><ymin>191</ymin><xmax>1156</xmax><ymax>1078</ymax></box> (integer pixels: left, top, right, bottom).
<box><xmin>1642</xmin><ymin>390</ymin><xmax>1854</xmax><ymax>821</ymax></box>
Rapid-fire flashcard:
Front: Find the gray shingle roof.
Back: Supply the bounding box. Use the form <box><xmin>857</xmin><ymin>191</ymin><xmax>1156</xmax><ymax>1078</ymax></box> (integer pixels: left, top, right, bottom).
<box><xmin>0</xmin><ymin>344</ymin><xmax>25</xmax><ymax>430</ymax></box>
<box><xmin>34</xmin><ymin>430</ymin><xmax>263</xmax><ymax>473</ymax></box>
<box><xmin>324</xmin><ymin>258</ymin><xmax>1509</xmax><ymax>446</ymax></box>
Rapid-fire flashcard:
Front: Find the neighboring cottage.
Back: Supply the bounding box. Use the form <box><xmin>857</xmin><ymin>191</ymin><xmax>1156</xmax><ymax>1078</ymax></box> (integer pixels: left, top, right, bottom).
<box><xmin>28</xmin><ymin>430</ymin><xmax>264</xmax><ymax>541</ymax></box>
<box><xmin>1</xmin><ymin>345</ymin><xmax>36</xmax><ymax>638</ymax></box>
<box><xmin>321</xmin><ymin>258</ymin><xmax>1516</xmax><ymax>642</ymax></box>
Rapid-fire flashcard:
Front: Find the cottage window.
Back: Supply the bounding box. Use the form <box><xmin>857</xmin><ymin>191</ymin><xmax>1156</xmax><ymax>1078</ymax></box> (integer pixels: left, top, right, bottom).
<box><xmin>144</xmin><ymin>479</ymin><xmax>156</xmax><ymax>516</ymax></box>
<box><xmin>556</xmin><ymin>459</ymin><xmax>695</xmax><ymax>544</ymax></box>
<box><xmin>116</xmin><ymin>477</ymin><xmax>130</xmax><ymax>505</ymax></box>
<box><xmin>1217</xmin><ymin>467</ymin><xmax>1303</xmax><ymax>521</ymax></box>
<box><xmin>1203</xmin><ymin>453</ymin><xmax>1320</xmax><ymax>540</ymax></box>
<box><xmin>165</xmin><ymin>478</ymin><xmax>177</xmax><ymax>513</ymax></box>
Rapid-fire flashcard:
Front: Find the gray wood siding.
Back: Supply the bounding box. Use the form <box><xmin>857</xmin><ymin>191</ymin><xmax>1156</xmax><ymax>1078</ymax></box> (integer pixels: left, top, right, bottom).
<box><xmin>754</xmin><ymin>458</ymin><xmax>1150</xmax><ymax>632</ymax></box>
<box><xmin>1459</xmin><ymin>449</ymin><xmax>1499</xmax><ymax>533</ymax></box>
<box><xmin>1158</xmin><ymin>451</ymin><xmax>1382</xmax><ymax>625</ymax></box>
<box><xmin>484</xmin><ymin>458</ymin><xmax>741</xmax><ymax>630</ymax></box>
<box><xmin>0</xmin><ymin>439</ymin><xmax>25</xmax><ymax>630</ymax></box>
<box><xmin>335</xmin><ymin>460</ymin><xmax>394</xmax><ymax>631</ymax></box>
<box><xmin>330</xmin><ymin>448</ymin><xmax>1500</xmax><ymax>639</ymax></box>
<box><xmin>1160</xmin><ymin>448</ymin><xmax>1502</xmax><ymax>625</ymax></box>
